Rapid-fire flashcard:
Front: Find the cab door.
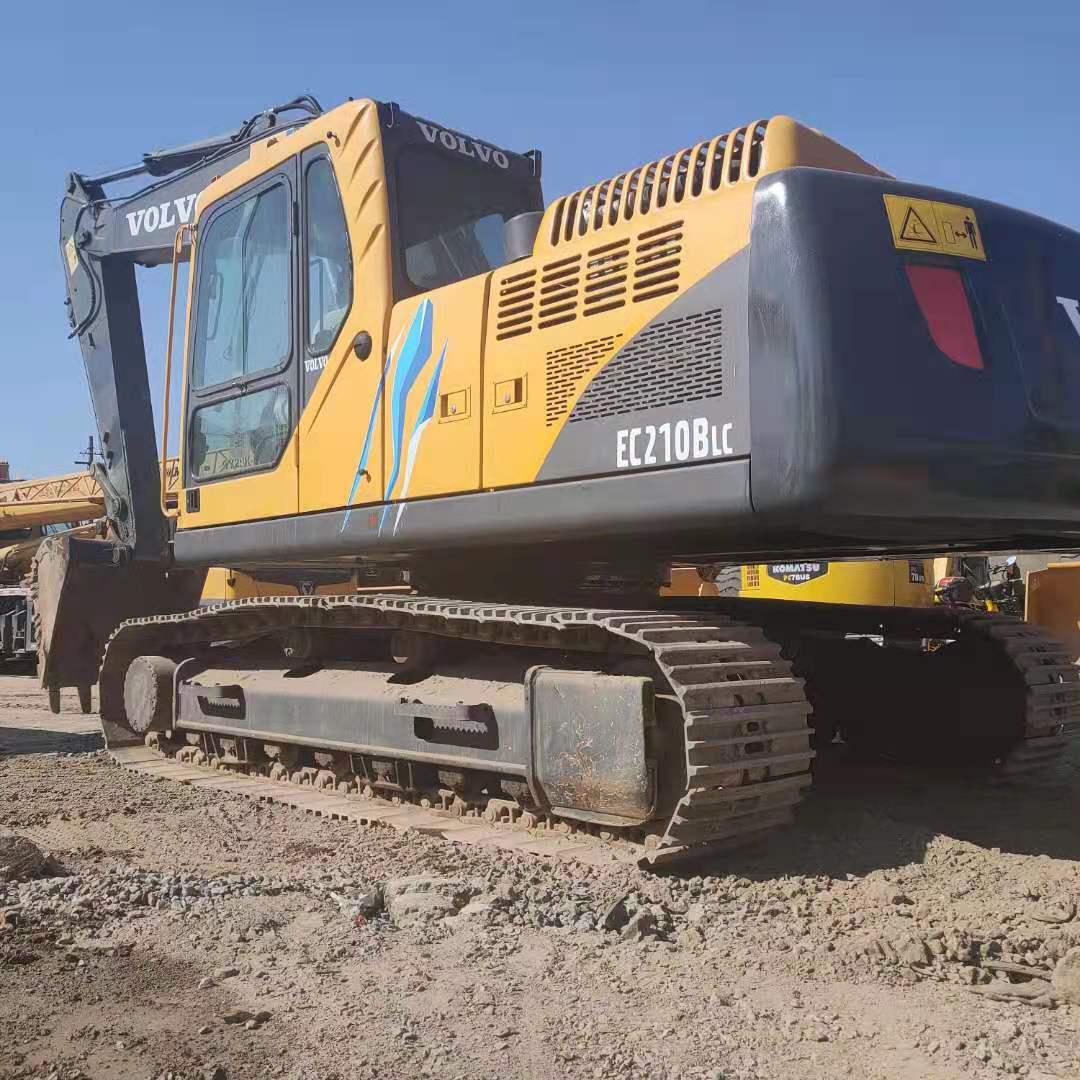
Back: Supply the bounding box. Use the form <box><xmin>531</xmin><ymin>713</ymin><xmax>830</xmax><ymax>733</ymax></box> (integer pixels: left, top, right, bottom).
<box><xmin>180</xmin><ymin>159</ymin><xmax>300</xmax><ymax>526</ymax></box>
<box><xmin>297</xmin><ymin>124</ymin><xmax>392</xmax><ymax>522</ymax></box>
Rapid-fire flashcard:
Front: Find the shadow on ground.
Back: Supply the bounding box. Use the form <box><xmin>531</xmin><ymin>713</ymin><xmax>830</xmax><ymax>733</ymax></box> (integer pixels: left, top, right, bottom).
<box><xmin>679</xmin><ymin>741</ymin><xmax>1080</xmax><ymax>882</ymax></box>
<box><xmin>0</xmin><ymin>728</ymin><xmax>104</xmax><ymax>756</ymax></box>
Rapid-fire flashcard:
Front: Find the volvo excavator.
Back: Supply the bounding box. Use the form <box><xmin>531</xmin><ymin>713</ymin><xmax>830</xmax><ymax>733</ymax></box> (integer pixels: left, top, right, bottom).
<box><xmin>35</xmin><ymin>94</ymin><xmax>1080</xmax><ymax>865</ymax></box>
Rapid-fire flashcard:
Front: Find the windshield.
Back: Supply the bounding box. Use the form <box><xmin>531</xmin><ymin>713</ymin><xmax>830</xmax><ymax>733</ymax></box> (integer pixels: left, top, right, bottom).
<box><xmin>396</xmin><ymin>144</ymin><xmax>534</xmax><ymax>293</ymax></box>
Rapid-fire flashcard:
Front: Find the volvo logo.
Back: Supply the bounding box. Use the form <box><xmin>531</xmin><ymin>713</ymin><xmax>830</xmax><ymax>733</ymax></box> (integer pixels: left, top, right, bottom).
<box><xmin>416</xmin><ymin>122</ymin><xmax>510</xmax><ymax>170</ymax></box>
<box><xmin>1057</xmin><ymin>296</ymin><xmax>1080</xmax><ymax>342</ymax></box>
<box><xmin>125</xmin><ymin>194</ymin><xmax>197</xmax><ymax>238</ymax></box>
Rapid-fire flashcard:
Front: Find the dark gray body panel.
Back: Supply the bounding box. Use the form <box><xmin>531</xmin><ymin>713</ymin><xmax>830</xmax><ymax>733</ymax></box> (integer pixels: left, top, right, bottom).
<box><xmin>172</xmin><ymin>457</ymin><xmax>753</xmax><ymax>567</ymax></box>
<box><xmin>747</xmin><ymin>169</ymin><xmax>1080</xmax><ymax>538</ymax></box>
<box><xmin>536</xmin><ymin>249</ymin><xmax>749</xmax><ymax>480</ymax></box>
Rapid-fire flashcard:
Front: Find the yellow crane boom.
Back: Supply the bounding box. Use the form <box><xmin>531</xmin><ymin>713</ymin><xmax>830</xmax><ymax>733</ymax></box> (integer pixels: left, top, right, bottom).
<box><xmin>0</xmin><ymin>470</ymin><xmax>105</xmax><ymax>530</ymax></box>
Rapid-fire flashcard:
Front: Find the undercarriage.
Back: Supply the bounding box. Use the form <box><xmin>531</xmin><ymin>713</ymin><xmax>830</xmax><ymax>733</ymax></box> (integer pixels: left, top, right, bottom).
<box><xmin>86</xmin><ymin>592</ymin><xmax>1080</xmax><ymax>868</ymax></box>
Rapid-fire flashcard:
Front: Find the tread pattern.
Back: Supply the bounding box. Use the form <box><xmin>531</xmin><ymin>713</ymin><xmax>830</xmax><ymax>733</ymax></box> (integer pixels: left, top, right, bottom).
<box><xmin>962</xmin><ymin>613</ymin><xmax>1080</xmax><ymax>776</ymax></box>
<box><xmin>97</xmin><ymin>594</ymin><xmax>815</xmax><ymax>865</ymax></box>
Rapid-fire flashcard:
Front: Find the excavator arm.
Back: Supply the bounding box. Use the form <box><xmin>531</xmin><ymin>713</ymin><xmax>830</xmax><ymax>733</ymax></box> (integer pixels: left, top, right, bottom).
<box><xmin>59</xmin><ymin>94</ymin><xmax>323</xmax><ymax>558</ymax></box>
<box><xmin>40</xmin><ymin>96</ymin><xmax>324</xmax><ymax>696</ymax></box>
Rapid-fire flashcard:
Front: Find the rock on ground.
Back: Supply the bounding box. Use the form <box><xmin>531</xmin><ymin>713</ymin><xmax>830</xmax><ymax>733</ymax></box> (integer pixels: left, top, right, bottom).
<box><xmin>0</xmin><ymin>829</ymin><xmax>46</xmax><ymax>881</ymax></box>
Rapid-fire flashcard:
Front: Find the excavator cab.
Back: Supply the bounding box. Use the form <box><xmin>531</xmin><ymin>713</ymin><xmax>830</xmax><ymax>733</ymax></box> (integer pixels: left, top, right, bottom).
<box><xmin>170</xmin><ymin>102</ymin><xmax>542</xmax><ymax>535</ymax></box>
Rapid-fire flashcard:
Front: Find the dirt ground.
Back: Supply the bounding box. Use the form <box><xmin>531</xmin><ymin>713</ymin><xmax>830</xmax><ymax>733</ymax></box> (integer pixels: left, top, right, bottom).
<box><xmin>1</xmin><ymin>672</ymin><xmax>1079</xmax><ymax>1080</ymax></box>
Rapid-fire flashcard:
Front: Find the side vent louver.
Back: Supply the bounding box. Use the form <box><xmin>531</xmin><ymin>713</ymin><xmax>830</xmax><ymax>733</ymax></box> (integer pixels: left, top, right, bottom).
<box><xmin>538</xmin><ymin>255</ymin><xmax>581</xmax><ymax>329</ymax></box>
<box><xmin>495</xmin><ymin>268</ymin><xmax>536</xmax><ymax>340</ymax></box>
<box><xmin>494</xmin><ymin>224</ymin><xmax>682</xmax><ymax>339</ymax></box>
<box><xmin>583</xmin><ymin>238</ymin><xmax>630</xmax><ymax>318</ymax></box>
<box><xmin>549</xmin><ymin>119</ymin><xmax>769</xmax><ymax>246</ymax></box>
<box><xmin>633</xmin><ymin>221</ymin><xmax>682</xmax><ymax>303</ymax></box>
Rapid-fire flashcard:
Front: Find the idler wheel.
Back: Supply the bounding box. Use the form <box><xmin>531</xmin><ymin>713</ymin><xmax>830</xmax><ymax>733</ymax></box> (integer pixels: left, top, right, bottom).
<box><xmin>123</xmin><ymin>656</ymin><xmax>177</xmax><ymax>734</ymax></box>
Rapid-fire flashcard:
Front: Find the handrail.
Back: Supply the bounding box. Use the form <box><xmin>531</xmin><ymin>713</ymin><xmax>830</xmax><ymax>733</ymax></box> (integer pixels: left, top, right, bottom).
<box><xmin>161</xmin><ymin>223</ymin><xmax>191</xmax><ymax>518</ymax></box>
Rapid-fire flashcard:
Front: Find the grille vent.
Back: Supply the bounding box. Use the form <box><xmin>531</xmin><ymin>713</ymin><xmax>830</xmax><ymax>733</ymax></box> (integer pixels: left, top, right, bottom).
<box><xmin>545</xmin><ymin>334</ymin><xmax>622</xmax><ymax>426</ymax></box>
<box><xmin>583</xmin><ymin>238</ymin><xmax>630</xmax><ymax>317</ymax></box>
<box><xmin>568</xmin><ymin>308</ymin><xmax>723</xmax><ymax>423</ymax></box>
<box><xmin>549</xmin><ymin>120</ymin><xmax>768</xmax><ymax>245</ymax></box>
<box><xmin>538</xmin><ymin>255</ymin><xmax>581</xmax><ymax>329</ymax></box>
<box><xmin>494</xmin><ymin>224</ymin><xmax>682</xmax><ymax>341</ymax></box>
<box><xmin>495</xmin><ymin>267</ymin><xmax>536</xmax><ymax>340</ymax></box>
<box><xmin>632</xmin><ymin>221</ymin><xmax>682</xmax><ymax>303</ymax></box>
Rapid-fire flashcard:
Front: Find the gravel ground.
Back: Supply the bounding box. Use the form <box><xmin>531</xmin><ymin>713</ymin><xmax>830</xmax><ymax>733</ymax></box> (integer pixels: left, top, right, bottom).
<box><xmin>1</xmin><ymin>673</ymin><xmax>1079</xmax><ymax>1080</ymax></box>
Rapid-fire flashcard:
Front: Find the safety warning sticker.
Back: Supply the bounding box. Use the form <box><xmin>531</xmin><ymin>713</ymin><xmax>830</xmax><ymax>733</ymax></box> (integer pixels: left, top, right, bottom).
<box><xmin>883</xmin><ymin>194</ymin><xmax>986</xmax><ymax>261</ymax></box>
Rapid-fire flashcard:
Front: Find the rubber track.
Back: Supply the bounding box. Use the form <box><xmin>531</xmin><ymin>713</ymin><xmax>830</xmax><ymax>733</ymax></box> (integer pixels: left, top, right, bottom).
<box><xmin>959</xmin><ymin>612</ymin><xmax>1080</xmax><ymax>777</ymax></box>
<box><xmin>97</xmin><ymin>594</ymin><xmax>816</xmax><ymax>866</ymax></box>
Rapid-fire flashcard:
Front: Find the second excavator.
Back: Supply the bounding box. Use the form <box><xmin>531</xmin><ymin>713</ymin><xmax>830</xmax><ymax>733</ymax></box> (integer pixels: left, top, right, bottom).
<box><xmin>36</xmin><ymin>94</ymin><xmax>1080</xmax><ymax>863</ymax></box>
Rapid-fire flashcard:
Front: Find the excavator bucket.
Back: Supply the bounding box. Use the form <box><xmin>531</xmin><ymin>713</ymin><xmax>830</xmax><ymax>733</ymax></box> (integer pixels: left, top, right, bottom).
<box><xmin>33</xmin><ymin>533</ymin><xmax>205</xmax><ymax>742</ymax></box>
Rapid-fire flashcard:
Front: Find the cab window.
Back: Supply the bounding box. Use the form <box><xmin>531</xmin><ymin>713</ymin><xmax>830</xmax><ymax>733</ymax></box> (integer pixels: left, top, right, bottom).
<box><xmin>186</xmin><ymin>168</ymin><xmax>295</xmax><ymax>487</ymax></box>
<box><xmin>395</xmin><ymin>144</ymin><xmax>532</xmax><ymax>293</ymax></box>
<box><xmin>305</xmin><ymin>158</ymin><xmax>351</xmax><ymax>353</ymax></box>
<box><xmin>189</xmin><ymin>385</ymin><xmax>290</xmax><ymax>481</ymax></box>
<box><xmin>191</xmin><ymin>182</ymin><xmax>291</xmax><ymax>390</ymax></box>
<box><xmin>303</xmin><ymin>156</ymin><xmax>352</xmax><ymax>401</ymax></box>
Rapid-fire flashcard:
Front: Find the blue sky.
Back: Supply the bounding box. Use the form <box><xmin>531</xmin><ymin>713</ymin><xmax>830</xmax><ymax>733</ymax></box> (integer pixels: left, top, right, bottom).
<box><xmin>1</xmin><ymin>0</ymin><xmax>1077</xmax><ymax>478</ymax></box>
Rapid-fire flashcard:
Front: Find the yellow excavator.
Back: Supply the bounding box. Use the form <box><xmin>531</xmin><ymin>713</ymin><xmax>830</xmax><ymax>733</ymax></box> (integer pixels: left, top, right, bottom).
<box><xmin>32</xmin><ymin>94</ymin><xmax>1080</xmax><ymax>864</ymax></box>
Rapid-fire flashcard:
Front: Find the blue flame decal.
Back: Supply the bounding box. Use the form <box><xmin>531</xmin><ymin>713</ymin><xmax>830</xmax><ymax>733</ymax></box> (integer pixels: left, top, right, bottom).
<box><xmin>391</xmin><ymin>341</ymin><xmax>447</xmax><ymax>534</ymax></box>
<box><xmin>341</xmin><ymin>300</ymin><xmax>446</xmax><ymax>532</ymax></box>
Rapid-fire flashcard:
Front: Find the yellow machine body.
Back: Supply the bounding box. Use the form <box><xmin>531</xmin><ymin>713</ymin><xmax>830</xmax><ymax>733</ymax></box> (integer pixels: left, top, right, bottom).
<box><xmin>667</xmin><ymin>559</ymin><xmax>933</xmax><ymax>607</ymax></box>
<box><xmin>173</xmin><ymin>103</ymin><xmax>885</xmax><ymax>539</ymax></box>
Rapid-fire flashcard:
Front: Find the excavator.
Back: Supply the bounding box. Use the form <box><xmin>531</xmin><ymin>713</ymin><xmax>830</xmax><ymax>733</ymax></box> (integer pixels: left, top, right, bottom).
<box><xmin>34</xmin><ymin>93</ymin><xmax>1080</xmax><ymax>864</ymax></box>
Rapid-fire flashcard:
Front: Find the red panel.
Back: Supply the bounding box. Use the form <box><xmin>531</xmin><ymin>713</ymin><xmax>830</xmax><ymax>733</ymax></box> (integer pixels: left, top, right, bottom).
<box><xmin>905</xmin><ymin>264</ymin><xmax>985</xmax><ymax>370</ymax></box>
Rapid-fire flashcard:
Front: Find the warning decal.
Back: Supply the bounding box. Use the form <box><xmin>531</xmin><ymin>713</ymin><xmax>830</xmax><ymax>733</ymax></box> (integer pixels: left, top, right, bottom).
<box><xmin>64</xmin><ymin>235</ymin><xmax>78</xmax><ymax>275</ymax></box>
<box><xmin>899</xmin><ymin>205</ymin><xmax>936</xmax><ymax>244</ymax></box>
<box><xmin>883</xmin><ymin>195</ymin><xmax>986</xmax><ymax>261</ymax></box>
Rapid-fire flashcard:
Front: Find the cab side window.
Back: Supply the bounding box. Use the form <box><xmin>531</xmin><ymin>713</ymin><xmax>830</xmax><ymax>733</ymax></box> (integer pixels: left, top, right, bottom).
<box><xmin>303</xmin><ymin>155</ymin><xmax>352</xmax><ymax>402</ymax></box>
